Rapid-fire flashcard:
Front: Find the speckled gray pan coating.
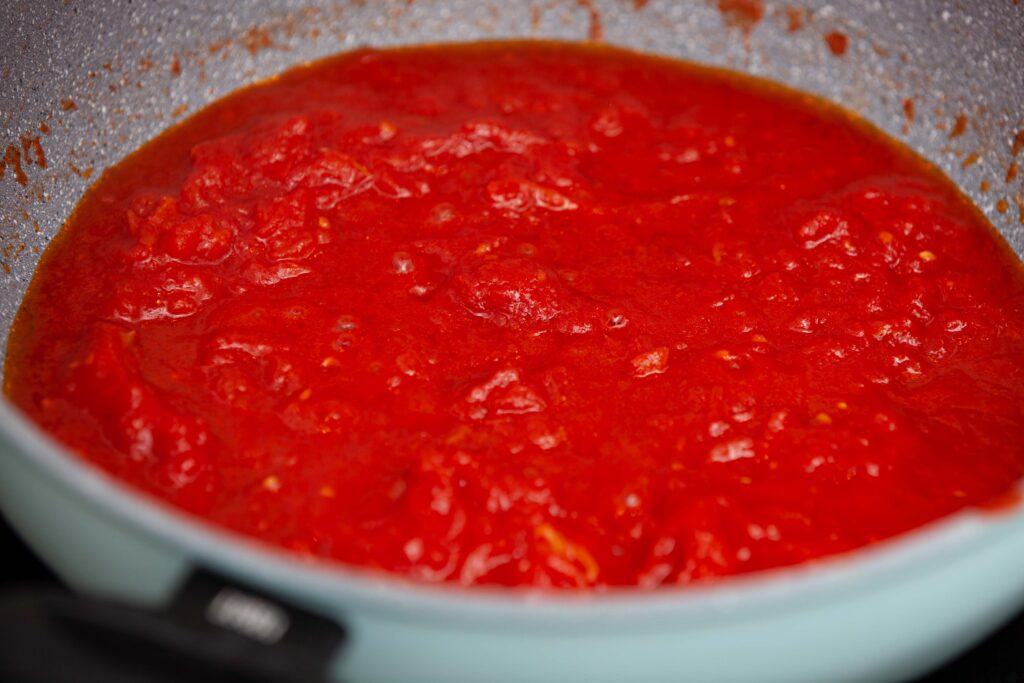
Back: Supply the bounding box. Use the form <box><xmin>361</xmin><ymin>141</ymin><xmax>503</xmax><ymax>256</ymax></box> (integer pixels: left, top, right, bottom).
<box><xmin>1</xmin><ymin>0</ymin><xmax>1022</xmax><ymax>358</ymax></box>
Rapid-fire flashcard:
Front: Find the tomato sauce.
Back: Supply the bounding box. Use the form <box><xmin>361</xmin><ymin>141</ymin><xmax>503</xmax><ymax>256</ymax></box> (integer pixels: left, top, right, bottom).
<box><xmin>6</xmin><ymin>43</ymin><xmax>1024</xmax><ymax>588</ymax></box>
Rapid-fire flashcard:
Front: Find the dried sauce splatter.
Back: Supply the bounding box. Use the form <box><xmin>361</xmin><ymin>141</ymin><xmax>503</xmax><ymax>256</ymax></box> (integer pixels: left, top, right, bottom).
<box><xmin>717</xmin><ymin>0</ymin><xmax>765</xmax><ymax>34</ymax></box>
<box><xmin>0</xmin><ymin>145</ymin><xmax>27</xmax><ymax>186</ymax></box>
<box><xmin>949</xmin><ymin>114</ymin><xmax>968</xmax><ymax>139</ymax></box>
<box><xmin>20</xmin><ymin>136</ymin><xmax>46</xmax><ymax>170</ymax></box>
<box><xmin>825</xmin><ymin>31</ymin><xmax>848</xmax><ymax>56</ymax></box>
<box><xmin>902</xmin><ymin>99</ymin><xmax>915</xmax><ymax>123</ymax></box>
<box><xmin>783</xmin><ymin>5</ymin><xmax>806</xmax><ymax>32</ymax></box>
<box><xmin>576</xmin><ymin>0</ymin><xmax>604</xmax><ymax>41</ymax></box>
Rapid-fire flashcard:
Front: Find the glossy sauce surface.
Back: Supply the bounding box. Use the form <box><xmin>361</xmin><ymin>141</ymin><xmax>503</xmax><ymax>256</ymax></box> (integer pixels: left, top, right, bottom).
<box><xmin>7</xmin><ymin>43</ymin><xmax>1024</xmax><ymax>588</ymax></box>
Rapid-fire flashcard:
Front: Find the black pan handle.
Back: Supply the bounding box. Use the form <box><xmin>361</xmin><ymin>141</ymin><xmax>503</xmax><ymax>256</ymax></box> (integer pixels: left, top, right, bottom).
<box><xmin>0</xmin><ymin>568</ymin><xmax>347</xmax><ymax>683</ymax></box>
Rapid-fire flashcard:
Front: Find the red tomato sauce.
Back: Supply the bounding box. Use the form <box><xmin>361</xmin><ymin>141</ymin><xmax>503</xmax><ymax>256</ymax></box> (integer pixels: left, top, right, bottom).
<box><xmin>6</xmin><ymin>43</ymin><xmax>1024</xmax><ymax>588</ymax></box>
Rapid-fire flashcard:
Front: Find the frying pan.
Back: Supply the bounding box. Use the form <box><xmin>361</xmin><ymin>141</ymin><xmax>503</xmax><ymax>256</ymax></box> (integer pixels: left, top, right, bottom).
<box><xmin>1</xmin><ymin>1</ymin><xmax>1022</xmax><ymax>682</ymax></box>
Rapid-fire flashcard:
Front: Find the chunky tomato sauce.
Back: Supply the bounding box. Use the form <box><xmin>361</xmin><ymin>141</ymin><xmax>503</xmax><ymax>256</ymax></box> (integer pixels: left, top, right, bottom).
<box><xmin>7</xmin><ymin>43</ymin><xmax>1024</xmax><ymax>588</ymax></box>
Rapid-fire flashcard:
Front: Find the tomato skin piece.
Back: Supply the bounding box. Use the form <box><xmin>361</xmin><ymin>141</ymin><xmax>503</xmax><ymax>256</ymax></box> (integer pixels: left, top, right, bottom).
<box><xmin>6</xmin><ymin>42</ymin><xmax>1024</xmax><ymax>589</ymax></box>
